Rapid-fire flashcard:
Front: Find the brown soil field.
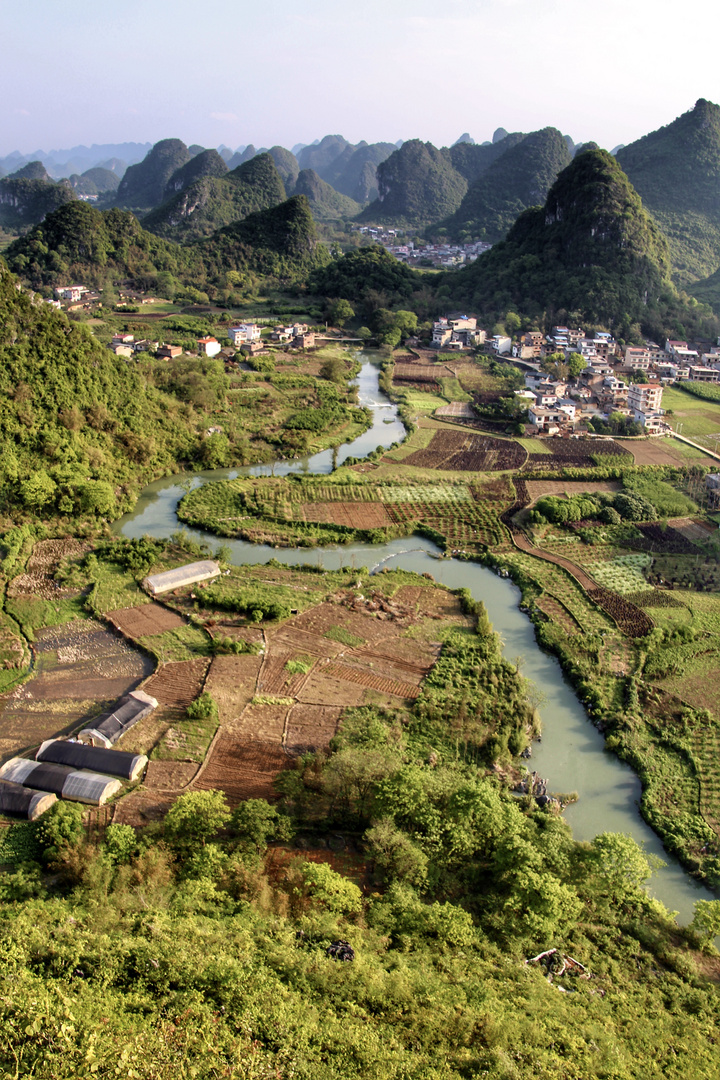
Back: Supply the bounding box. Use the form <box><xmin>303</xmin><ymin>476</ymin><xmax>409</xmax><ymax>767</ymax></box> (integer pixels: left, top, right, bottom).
<box><xmin>279</xmin><ymin>602</ymin><xmax>388</xmax><ymax>646</ymax></box>
<box><xmin>615</xmin><ymin>438</ymin><xmax>713</xmax><ymax>466</ymax></box>
<box><xmin>324</xmin><ymin>662</ymin><xmax>422</xmax><ymax>699</ymax></box>
<box><xmin>349</xmin><ymin>640</ymin><xmax>440</xmax><ymax>681</ymax></box>
<box><xmin>393</xmin><ymin>585</ymin><xmax>465</xmax><ymax>619</ymax></box>
<box><xmin>106</xmin><ymin>603</ymin><xmax>185</xmax><ymax>638</ymax></box>
<box><xmin>269</xmin><ymin>626</ymin><xmax>345</xmax><ymax>659</ymax></box>
<box><xmin>0</xmin><ymin>620</ymin><xmax>153</xmax><ymax>761</ymax></box>
<box><xmin>204</xmin><ymin>654</ymin><xmax>262</xmax><ymax>724</ymax></box>
<box><xmin>142</xmin><ymin>658</ymin><xmax>210</xmax><ymax>708</ymax></box>
<box><xmin>112</xmin><ymin>789</ymin><xmax>175</xmax><ymax>827</ymax></box>
<box><xmin>285</xmin><ymin>703</ymin><xmax>342</xmax><ymax>754</ymax></box>
<box><xmin>232</xmin><ymin>702</ymin><xmax>288</xmax><ymax>741</ymax></box>
<box><xmin>403</xmin><ymin>429</ymin><xmax>525</xmax><ymax>472</ymax></box>
<box><xmin>144</xmin><ymin>760</ymin><xmax>199</xmax><ymax>790</ymax></box>
<box><xmin>296</xmin><ymin>670</ymin><xmax>366</xmax><ymax>706</ymax></box>
<box><xmin>301</xmin><ymin>502</ymin><xmax>393</xmax><ymax>528</ymax></box>
<box><xmin>393</xmin><ymin>362</ymin><xmax>453</xmax><ymax>382</ymax></box>
<box><xmin>669</xmin><ymin>518</ymin><xmax>716</xmax><ymax>543</ymax></box>
<box><xmin>524</xmin><ymin>480</ymin><xmax>621</xmax><ymax>503</ymax></box>
<box><xmin>194</xmin><ymin>736</ymin><xmax>290</xmax><ymax>802</ymax></box>
<box><xmin>258</xmin><ymin>652</ymin><xmax>312</xmax><ymax>697</ymax></box>
<box><xmin>535</xmin><ymin>596</ymin><xmax>581</xmax><ymax>635</ymax></box>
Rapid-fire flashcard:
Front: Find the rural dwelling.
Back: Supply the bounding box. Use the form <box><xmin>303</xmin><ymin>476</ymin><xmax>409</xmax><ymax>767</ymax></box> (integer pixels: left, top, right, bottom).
<box><xmin>110</xmin><ymin>343</ymin><xmax>133</xmax><ymax>357</ymax></box>
<box><xmin>36</xmin><ymin>740</ymin><xmax>148</xmax><ymax>781</ymax></box>
<box><xmin>628</xmin><ymin>383</ymin><xmax>663</xmax><ymax>412</ymax></box>
<box><xmin>143</xmin><ymin>560</ymin><xmax>221</xmax><ymax>596</ymax></box>
<box><xmin>197</xmin><ymin>336</ymin><xmax>222</xmax><ymax>357</ymax></box>
<box><xmin>157</xmin><ymin>344</ymin><xmax>182</xmax><ymax>359</ymax></box>
<box><xmin>0</xmin><ymin>758</ymin><xmax>122</xmax><ymax>805</ymax></box>
<box><xmin>228</xmin><ymin>323</ymin><xmax>261</xmax><ymax>346</ymax></box>
<box><xmin>79</xmin><ymin>689</ymin><xmax>158</xmax><ymax>747</ymax></box>
<box><xmin>54</xmin><ymin>285</ymin><xmax>87</xmax><ymax>302</ymax></box>
<box><xmin>0</xmin><ymin>778</ymin><xmax>56</xmax><ymax>820</ymax></box>
<box><xmin>294</xmin><ymin>331</ymin><xmax>316</xmax><ymax>348</ymax></box>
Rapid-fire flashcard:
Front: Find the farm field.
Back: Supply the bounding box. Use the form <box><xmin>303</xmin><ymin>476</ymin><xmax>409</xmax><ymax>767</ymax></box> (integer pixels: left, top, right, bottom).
<box><xmin>615</xmin><ymin>437</ymin><xmax>716</xmax><ymax>466</ymax></box>
<box><xmin>660</xmin><ymin>387</ymin><xmax>720</xmax><ymax>450</ymax></box>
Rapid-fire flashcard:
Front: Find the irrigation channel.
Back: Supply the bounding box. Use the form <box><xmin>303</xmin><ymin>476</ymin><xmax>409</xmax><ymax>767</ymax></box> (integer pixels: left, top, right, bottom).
<box><xmin>116</xmin><ymin>352</ymin><xmax>718</xmax><ymax>923</ymax></box>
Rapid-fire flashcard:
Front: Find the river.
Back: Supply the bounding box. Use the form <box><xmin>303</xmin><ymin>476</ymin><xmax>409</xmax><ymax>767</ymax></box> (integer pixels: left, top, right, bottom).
<box><xmin>116</xmin><ymin>352</ymin><xmax>717</xmax><ymax>923</ymax></box>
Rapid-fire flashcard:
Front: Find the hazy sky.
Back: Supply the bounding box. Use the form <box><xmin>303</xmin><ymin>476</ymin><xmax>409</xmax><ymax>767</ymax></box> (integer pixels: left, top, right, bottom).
<box><xmin>3</xmin><ymin>0</ymin><xmax>719</xmax><ymax>155</ymax></box>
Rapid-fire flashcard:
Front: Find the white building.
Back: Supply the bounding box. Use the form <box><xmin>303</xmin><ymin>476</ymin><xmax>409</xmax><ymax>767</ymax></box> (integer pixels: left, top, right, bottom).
<box><xmin>197</xmin><ymin>336</ymin><xmax>222</xmax><ymax>357</ymax></box>
<box><xmin>228</xmin><ymin>324</ymin><xmax>261</xmax><ymax>346</ymax></box>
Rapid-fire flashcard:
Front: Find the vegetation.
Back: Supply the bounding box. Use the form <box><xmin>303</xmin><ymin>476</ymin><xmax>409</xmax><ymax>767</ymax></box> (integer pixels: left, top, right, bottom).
<box><xmin>442</xmin><ymin>148</ymin><xmax>720</xmax><ymax>343</ymax></box>
<box><xmin>617</xmin><ymin>98</ymin><xmax>720</xmax><ymax>287</ymax></box>
<box><xmin>142</xmin><ymin>153</ymin><xmax>287</xmax><ymax>243</ymax></box>
<box><xmin>435</xmin><ymin>127</ymin><xmax>572</xmax><ymax>243</ymax></box>
<box><xmin>115</xmin><ymin>138</ymin><xmax>193</xmax><ymax>210</ymax></box>
<box><xmin>0</xmin><ymin>174</ymin><xmax>76</xmax><ymax>229</ymax></box>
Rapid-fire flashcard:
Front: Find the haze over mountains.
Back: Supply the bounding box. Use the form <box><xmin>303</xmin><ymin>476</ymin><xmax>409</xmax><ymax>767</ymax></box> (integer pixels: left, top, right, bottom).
<box><xmin>4</xmin><ymin>99</ymin><xmax>720</xmax><ymax>316</ymax></box>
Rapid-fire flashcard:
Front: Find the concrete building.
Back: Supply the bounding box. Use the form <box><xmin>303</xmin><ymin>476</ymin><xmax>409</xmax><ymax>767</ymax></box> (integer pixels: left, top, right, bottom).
<box><xmin>228</xmin><ymin>324</ymin><xmax>261</xmax><ymax>346</ymax></box>
<box><xmin>197</xmin><ymin>336</ymin><xmax>222</xmax><ymax>357</ymax></box>
<box><xmin>628</xmin><ymin>383</ymin><xmax>663</xmax><ymax>412</ymax></box>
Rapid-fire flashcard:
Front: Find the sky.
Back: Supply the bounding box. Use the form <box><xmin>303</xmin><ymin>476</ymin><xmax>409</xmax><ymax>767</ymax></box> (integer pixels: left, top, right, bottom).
<box><xmin>3</xmin><ymin>0</ymin><xmax>719</xmax><ymax>157</ymax></box>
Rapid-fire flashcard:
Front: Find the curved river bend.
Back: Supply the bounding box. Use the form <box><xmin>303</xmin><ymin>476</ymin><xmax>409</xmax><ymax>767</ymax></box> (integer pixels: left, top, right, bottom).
<box><xmin>116</xmin><ymin>353</ymin><xmax>717</xmax><ymax>923</ymax></box>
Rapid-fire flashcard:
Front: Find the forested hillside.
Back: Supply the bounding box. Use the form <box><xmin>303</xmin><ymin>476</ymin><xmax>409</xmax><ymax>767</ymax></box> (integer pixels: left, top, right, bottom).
<box><xmin>0</xmin><ymin>263</ymin><xmax>197</xmax><ymax>517</ymax></box>
<box><xmin>141</xmin><ymin>153</ymin><xmax>287</xmax><ymax>242</ymax></box>
<box><xmin>5</xmin><ymin>194</ymin><xmax>328</xmax><ymax>296</ymax></box>
<box><xmin>617</xmin><ymin>99</ymin><xmax>720</xmax><ymax>287</ymax></box>
<box><xmin>115</xmin><ymin>139</ymin><xmax>193</xmax><ymax>210</ymax></box>
<box><xmin>436</xmin><ymin>127</ymin><xmax>572</xmax><ymax>242</ymax></box>
<box><xmin>444</xmin><ymin>148</ymin><xmax>720</xmax><ymax>341</ymax></box>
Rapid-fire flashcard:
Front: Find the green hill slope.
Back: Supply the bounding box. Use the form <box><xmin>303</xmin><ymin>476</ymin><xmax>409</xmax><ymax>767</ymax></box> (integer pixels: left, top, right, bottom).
<box><xmin>115</xmin><ymin>139</ymin><xmax>192</xmax><ymax>210</ymax></box>
<box><xmin>0</xmin><ymin>174</ymin><xmax>76</xmax><ymax>229</ymax></box>
<box><xmin>267</xmin><ymin>145</ymin><xmax>300</xmax><ymax>194</ymax></box>
<box><xmin>617</xmin><ymin>99</ymin><xmax>720</xmax><ymax>286</ymax></box>
<box><xmin>5</xmin><ymin>194</ymin><xmax>327</xmax><ymax>294</ymax></box>
<box><xmin>293</xmin><ymin>169</ymin><xmax>361</xmax><ymax>221</ymax></box>
<box><xmin>437</xmin><ymin>128</ymin><xmax>572</xmax><ymax>242</ymax></box>
<box><xmin>0</xmin><ymin>262</ymin><xmax>197</xmax><ymax>516</ymax></box>
<box><xmin>358</xmin><ymin>139</ymin><xmax>469</xmax><ymax>226</ymax></box>
<box><xmin>162</xmin><ymin>148</ymin><xmax>228</xmax><ymax>199</ymax></box>
<box><xmin>141</xmin><ymin>153</ymin><xmax>286</xmax><ymax>243</ymax></box>
<box><xmin>445</xmin><ymin>148</ymin><xmax>719</xmax><ymax>341</ymax></box>
<box><xmin>319</xmin><ymin>141</ymin><xmax>397</xmax><ymax>202</ymax></box>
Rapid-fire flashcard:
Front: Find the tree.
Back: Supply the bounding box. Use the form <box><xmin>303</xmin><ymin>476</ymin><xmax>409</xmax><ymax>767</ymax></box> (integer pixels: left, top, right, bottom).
<box><xmin>592</xmin><ymin>832</ymin><xmax>663</xmax><ymax>896</ymax></box>
<box><xmin>164</xmin><ymin>790</ymin><xmax>231</xmax><ymax>851</ymax></box>
<box><xmin>690</xmin><ymin>899</ymin><xmax>720</xmax><ymax>950</ymax></box>
<box><xmin>327</xmin><ymin>299</ymin><xmax>355</xmax><ymax>328</ymax></box>
<box><xmin>104</xmin><ymin>823</ymin><xmax>137</xmax><ymax>865</ymax></box>
<box><xmin>301</xmin><ymin>861</ymin><xmax>363</xmax><ymax>915</ymax></box>
<box><xmin>230</xmin><ymin>799</ymin><xmax>293</xmax><ymax>853</ymax></box>
<box><xmin>20</xmin><ymin>470</ymin><xmax>57</xmax><ymax>510</ymax></box>
<box><xmin>35</xmin><ymin>801</ymin><xmax>85</xmax><ymax>862</ymax></box>
<box><xmin>567</xmin><ymin>352</ymin><xmax>586</xmax><ymax>378</ymax></box>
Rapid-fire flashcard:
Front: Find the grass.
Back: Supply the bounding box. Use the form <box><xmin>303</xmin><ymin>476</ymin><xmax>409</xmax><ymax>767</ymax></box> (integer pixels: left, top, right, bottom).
<box><xmin>516</xmin><ymin>438</ymin><xmax>553</xmax><ymax>454</ymax></box>
<box><xmin>152</xmin><ymin>714</ymin><xmax>218</xmax><ymax>764</ymax></box>
<box><xmin>325</xmin><ymin>625</ymin><xmax>365</xmax><ymax>647</ymax></box>
<box><xmin>141</xmin><ymin>625</ymin><xmax>211</xmax><ymax>662</ymax></box>
<box><xmin>4</xmin><ymin>595</ymin><xmax>87</xmax><ymax>639</ymax></box>
<box><xmin>438</xmin><ymin>376</ymin><xmax>471</xmax><ymax>402</ymax></box>
<box><xmin>401</xmin><ymin>392</ymin><xmax>449</xmax><ymax>412</ymax></box>
<box><xmin>662</xmin><ymin>386</ymin><xmax>720</xmax><ymax>448</ymax></box>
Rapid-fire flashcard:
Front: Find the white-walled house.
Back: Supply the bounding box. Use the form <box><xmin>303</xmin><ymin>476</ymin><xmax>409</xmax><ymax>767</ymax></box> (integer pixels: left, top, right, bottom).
<box><xmin>228</xmin><ymin>324</ymin><xmax>261</xmax><ymax>346</ymax></box>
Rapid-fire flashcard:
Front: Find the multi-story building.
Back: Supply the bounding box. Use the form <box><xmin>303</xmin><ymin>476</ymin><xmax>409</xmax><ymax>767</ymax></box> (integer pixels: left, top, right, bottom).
<box><xmin>628</xmin><ymin>382</ymin><xmax>663</xmax><ymax>414</ymax></box>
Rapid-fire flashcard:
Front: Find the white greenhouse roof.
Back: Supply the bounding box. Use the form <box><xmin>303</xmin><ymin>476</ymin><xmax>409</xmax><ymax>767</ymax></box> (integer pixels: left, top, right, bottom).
<box><xmin>143</xmin><ymin>560</ymin><xmax>220</xmax><ymax>596</ymax></box>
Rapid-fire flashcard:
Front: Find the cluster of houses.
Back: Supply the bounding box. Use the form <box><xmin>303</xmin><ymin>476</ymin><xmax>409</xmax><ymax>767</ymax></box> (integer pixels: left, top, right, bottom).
<box><xmin>350</xmin><ymin>226</ymin><xmax>492</xmax><ymax>268</ymax></box>
<box><xmin>107</xmin><ymin>320</ymin><xmax>317</xmax><ymax>361</ymax></box>
<box><xmin>432</xmin><ymin>315</ymin><xmax>720</xmax><ymax>436</ymax></box>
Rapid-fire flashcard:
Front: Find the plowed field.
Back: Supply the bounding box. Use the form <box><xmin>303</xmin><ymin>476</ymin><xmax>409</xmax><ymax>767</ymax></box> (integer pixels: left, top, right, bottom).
<box><xmin>285</xmin><ymin>703</ymin><xmax>342</xmax><ymax>754</ymax></box>
<box><xmin>142</xmin><ymin>658</ymin><xmax>210</xmax><ymax>707</ymax></box>
<box><xmin>301</xmin><ymin>502</ymin><xmax>393</xmax><ymax>528</ymax></box>
<box><xmin>324</xmin><ymin>662</ymin><xmax>422</xmax><ymax>699</ymax></box>
<box><xmin>107</xmin><ymin>603</ymin><xmax>186</xmax><ymax>639</ymax></box>
<box><xmin>195</xmin><ymin>737</ymin><xmax>290</xmax><ymax>802</ymax></box>
<box><xmin>403</xmin><ymin>429</ymin><xmax>525</xmax><ymax>471</ymax></box>
<box><xmin>204</xmin><ymin>654</ymin><xmax>262</xmax><ymax>724</ymax></box>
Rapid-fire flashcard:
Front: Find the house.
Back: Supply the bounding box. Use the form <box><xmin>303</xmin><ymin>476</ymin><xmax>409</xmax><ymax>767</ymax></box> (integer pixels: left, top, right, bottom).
<box><xmin>110</xmin><ymin>343</ymin><xmax>133</xmax><ymax>358</ymax></box>
<box><xmin>197</xmin><ymin>336</ymin><xmax>222</xmax><ymax>357</ymax></box>
<box><xmin>132</xmin><ymin>339</ymin><xmax>159</xmax><ymax>354</ymax></box>
<box><xmin>528</xmin><ymin>406</ymin><xmax>566</xmax><ymax>431</ymax></box>
<box><xmin>634</xmin><ymin>410</ymin><xmax>667</xmax><ymax>432</ymax></box>
<box><xmin>294</xmin><ymin>331</ymin><xmax>316</xmax><ymax>349</ymax></box>
<box><xmin>228</xmin><ymin>323</ymin><xmax>261</xmax><ymax>346</ymax></box>
<box><xmin>157</xmin><ymin>344</ymin><xmax>182</xmax><ymax>359</ymax></box>
<box><xmin>628</xmin><ymin>383</ymin><xmax>663</xmax><ymax>413</ymax></box>
<box><xmin>625</xmin><ymin>347</ymin><xmax>653</xmax><ymax>370</ymax></box>
<box><xmin>55</xmin><ymin>285</ymin><xmax>87</xmax><ymax>302</ymax></box>
<box><xmin>665</xmin><ymin>339</ymin><xmax>688</xmax><ymax>356</ymax></box>
<box><xmin>271</xmin><ymin>325</ymin><xmax>294</xmax><ymax>343</ymax></box>
<box><xmin>688</xmin><ymin>365</ymin><xmax>720</xmax><ymax>383</ymax></box>
<box><xmin>112</xmin><ymin>333</ymin><xmax>134</xmax><ymax>345</ymax></box>
<box><xmin>492</xmin><ymin>335</ymin><xmax>511</xmax><ymax>355</ymax></box>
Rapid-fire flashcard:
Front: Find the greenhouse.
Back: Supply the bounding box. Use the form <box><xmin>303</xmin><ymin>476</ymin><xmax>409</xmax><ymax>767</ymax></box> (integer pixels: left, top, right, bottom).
<box><xmin>0</xmin><ymin>758</ymin><xmax>123</xmax><ymax>805</ymax></box>
<box><xmin>143</xmin><ymin>560</ymin><xmax>220</xmax><ymax>596</ymax></box>
<box><xmin>0</xmin><ymin>778</ymin><xmax>56</xmax><ymax>820</ymax></box>
<box><xmin>78</xmin><ymin>689</ymin><xmax>158</xmax><ymax>747</ymax></box>
<box><xmin>36</xmin><ymin>740</ymin><xmax>147</xmax><ymax>781</ymax></box>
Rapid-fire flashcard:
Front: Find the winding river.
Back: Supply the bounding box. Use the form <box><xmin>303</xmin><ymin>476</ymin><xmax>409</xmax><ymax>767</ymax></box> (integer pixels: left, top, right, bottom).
<box><xmin>116</xmin><ymin>353</ymin><xmax>718</xmax><ymax>923</ymax></box>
